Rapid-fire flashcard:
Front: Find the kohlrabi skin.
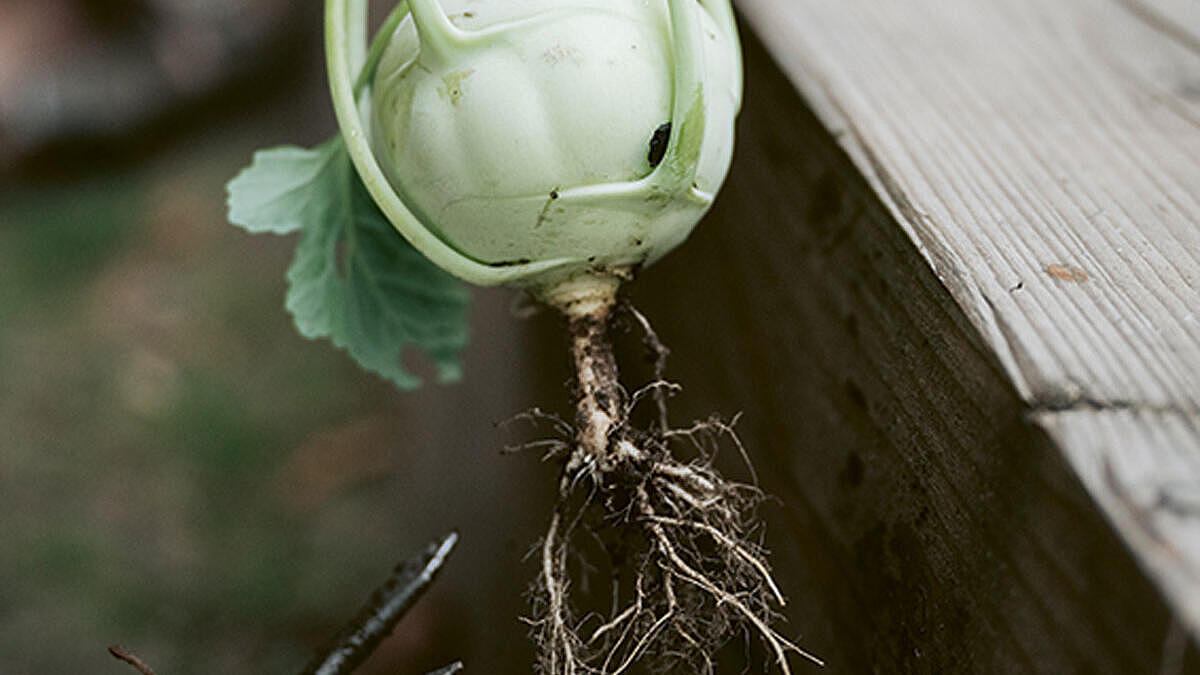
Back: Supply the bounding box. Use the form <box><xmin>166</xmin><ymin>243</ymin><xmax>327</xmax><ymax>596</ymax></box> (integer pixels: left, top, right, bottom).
<box><xmin>326</xmin><ymin>0</ymin><xmax>742</xmax><ymax>290</ymax></box>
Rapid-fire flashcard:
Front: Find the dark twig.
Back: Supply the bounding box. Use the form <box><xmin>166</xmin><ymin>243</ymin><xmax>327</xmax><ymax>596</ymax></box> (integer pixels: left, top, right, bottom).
<box><xmin>624</xmin><ymin>302</ymin><xmax>672</xmax><ymax>433</ymax></box>
<box><xmin>107</xmin><ymin>645</ymin><xmax>157</xmax><ymax>675</ymax></box>
<box><xmin>300</xmin><ymin>532</ymin><xmax>459</xmax><ymax>675</ymax></box>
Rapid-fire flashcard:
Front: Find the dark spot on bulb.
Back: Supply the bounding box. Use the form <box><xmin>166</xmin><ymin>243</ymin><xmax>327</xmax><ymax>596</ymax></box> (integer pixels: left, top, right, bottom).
<box><xmin>647</xmin><ymin>122</ymin><xmax>672</xmax><ymax>168</ymax></box>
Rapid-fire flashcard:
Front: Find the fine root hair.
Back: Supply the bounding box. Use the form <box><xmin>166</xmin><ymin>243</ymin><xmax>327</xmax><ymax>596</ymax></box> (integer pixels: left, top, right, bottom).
<box><xmin>526</xmin><ymin>298</ymin><xmax>822</xmax><ymax>674</ymax></box>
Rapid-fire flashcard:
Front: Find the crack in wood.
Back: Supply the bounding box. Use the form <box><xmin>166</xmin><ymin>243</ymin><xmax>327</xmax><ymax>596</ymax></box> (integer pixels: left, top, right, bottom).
<box><xmin>1030</xmin><ymin>396</ymin><xmax>1200</xmax><ymax>419</ymax></box>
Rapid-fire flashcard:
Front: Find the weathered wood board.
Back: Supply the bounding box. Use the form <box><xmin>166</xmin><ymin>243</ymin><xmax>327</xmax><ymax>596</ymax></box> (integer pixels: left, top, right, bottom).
<box><xmin>739</xmin><ymin>0</ymin><xmax>1200</xmax><ymax>642</ymax></box>
<box><xmin>631</xmin><ymin>0</ymin><xmax>1200</xmax><ymax>670</ymax></box>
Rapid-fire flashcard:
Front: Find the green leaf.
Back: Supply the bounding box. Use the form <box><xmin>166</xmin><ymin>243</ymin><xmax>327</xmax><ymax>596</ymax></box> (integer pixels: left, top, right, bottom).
<box><xmin>227</xmin><ymin>138</ymin><xmax>471</xmax><ymax>390</ymax></box>
<box><xmin>227</xmin><ymin>143</ymin><xmax>345</xmax><ymax>235</ymax></box>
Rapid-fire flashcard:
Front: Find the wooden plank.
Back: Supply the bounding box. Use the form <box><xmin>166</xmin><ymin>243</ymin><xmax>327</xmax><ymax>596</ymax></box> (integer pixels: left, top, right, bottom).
<box><xmin>732</xmin><ymin>0</ymin><xmax>1200</xmax><ymax>649</ymax></box>
<box><xmin>617</xmin><ymin>6</ymin><xmax>1200</xmax><ymax>672</ymax></box>
<box><xmin>737</xmin><ymin>0</ymin><xmax>1200</xmax><ymax>409</ymax></box>
<box><xmin>633</xmin><ymin>33</ymin><xmax>1199</xmax><ymax>670</ymax></box>
<box><xmin>1037</xmin><ymin>409</ymin><xmax>1200</xmax><ymax>638</ymax></box>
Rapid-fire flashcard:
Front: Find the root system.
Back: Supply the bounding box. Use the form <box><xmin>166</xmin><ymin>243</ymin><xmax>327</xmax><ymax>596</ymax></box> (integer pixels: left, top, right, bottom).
<box><xmin>524</xmin><ymin>282</ymin><xmax>822</xmax><ymax>675</ymax></box>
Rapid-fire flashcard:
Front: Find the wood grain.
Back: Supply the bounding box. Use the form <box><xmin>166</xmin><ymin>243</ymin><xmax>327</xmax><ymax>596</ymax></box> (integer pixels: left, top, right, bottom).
<box><xmin>731</xmin><ymin>0</ymin><xmax>1200</xmax><ymax>651</ymax></box>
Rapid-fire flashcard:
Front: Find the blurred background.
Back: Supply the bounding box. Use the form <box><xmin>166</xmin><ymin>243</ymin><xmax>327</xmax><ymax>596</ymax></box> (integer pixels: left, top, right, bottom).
<box><xmin>0</xmin><ymin>1</ymin><xmax>584</xmax><ymax>672</ymax></box>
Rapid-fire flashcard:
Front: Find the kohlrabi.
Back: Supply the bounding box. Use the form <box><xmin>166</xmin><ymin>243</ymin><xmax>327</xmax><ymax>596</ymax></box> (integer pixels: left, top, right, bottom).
<box><xmin>227</xmin><ymin>0</ymin><xmax>820</xmax><ymax>672</ymax></box>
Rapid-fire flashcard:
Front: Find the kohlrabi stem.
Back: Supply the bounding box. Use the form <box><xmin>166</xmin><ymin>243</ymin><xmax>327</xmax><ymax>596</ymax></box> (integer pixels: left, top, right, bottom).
<box><xmin>353</xmin><ymin>1</ymin><xmax>410</xmax><ymax>97</ymax></box>
<box><xmin>408</xmin><ymin>0</ymin><xmax>470</xmax><ymax>63</ymax></box>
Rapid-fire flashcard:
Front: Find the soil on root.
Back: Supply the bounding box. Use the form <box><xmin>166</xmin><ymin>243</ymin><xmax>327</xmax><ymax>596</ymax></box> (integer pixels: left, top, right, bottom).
<box><xmin>519</xmin><ymin>297</ymin><xmax>822</xmax><ymax>675</ymax></box>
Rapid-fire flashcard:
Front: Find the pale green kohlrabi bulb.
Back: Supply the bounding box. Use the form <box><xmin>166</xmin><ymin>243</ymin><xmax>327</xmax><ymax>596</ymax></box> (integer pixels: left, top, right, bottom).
<box><xmin>325</xmin><ymin>0</ymin><xmax>742</xmax><ymax>292</ymax></box>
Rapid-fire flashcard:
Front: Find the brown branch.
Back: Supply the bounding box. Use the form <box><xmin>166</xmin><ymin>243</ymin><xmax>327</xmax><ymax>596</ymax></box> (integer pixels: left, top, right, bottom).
<box><xmin>107</xmin><ymin>645</ymin><xmax>157</xmax><ymax>675</ymax></box>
